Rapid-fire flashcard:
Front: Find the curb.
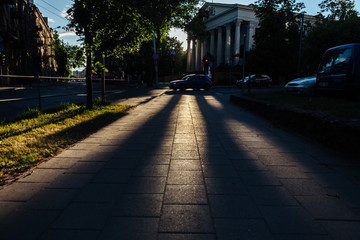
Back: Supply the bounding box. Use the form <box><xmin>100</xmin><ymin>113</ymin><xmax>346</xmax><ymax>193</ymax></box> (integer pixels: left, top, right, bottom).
<box><xmin>230</xmin><ymin>94</ymin><xmax>360</xmax><ymax>158</ymax></box>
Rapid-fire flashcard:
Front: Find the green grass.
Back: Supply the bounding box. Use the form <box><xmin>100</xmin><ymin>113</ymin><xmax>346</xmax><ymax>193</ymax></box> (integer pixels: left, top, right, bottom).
<box><xmin>0</xmin><ymin>100</ymin><xmax>133</xmax><ymax>184</ymax></box>
<box><xmin>244</xmin><ymin>92</ymin><xmax>360</xmax><ymax>120</ymax></box>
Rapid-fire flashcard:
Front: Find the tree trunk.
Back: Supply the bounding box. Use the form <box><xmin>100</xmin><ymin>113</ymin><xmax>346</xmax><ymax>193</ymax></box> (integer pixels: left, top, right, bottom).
<box><xmin>101</xmin><ymin>54</ymin><xmax>105</xmax><ymax>104</ymax></box>
<box><xmin>85</xmin><ymin>28</ymin><xmax>93</xmax><ymax>109</ymax></box>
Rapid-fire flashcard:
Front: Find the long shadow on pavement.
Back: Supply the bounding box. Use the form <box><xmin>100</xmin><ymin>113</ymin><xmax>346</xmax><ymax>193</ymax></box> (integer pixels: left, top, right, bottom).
<box><xmin>0</xmin><ymin>93</ymin><xmax>181</xmax><ymax>240</ymax></box>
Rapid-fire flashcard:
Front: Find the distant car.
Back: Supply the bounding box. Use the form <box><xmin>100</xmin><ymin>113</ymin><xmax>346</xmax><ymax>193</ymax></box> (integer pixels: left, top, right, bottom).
<box><xmin>285</xmin><ymin>75</ymin><xmax>316</xmax><ymax>95</ymax></box>
<box><xmin>169</xmin><ymin>74</ymin><xmax>212</xmax><ymax>90</ymax></box>
<box><xmin>236</xmin><ymin>74</ymin><xmax>272</xmax><ymax>88</ymax></box>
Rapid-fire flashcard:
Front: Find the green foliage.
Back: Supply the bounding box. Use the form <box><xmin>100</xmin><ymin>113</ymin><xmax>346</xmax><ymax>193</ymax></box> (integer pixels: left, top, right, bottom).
<box><xmin>124</xmin><ymin>35</ymin><xmax>187</xmax><ymax>82</ymax></box>
<box><xmin>319</xmin><ymin>0</ymin><xmax>358</xmax><ymax>22</ymax></box>
<box><xmin>53</xmin><ymin>34</ymin><xmax>70</xmax><ymax>77</ymax></box>
<box><xmin>67</xmin><ymin>0</ymin><xmax>152</xmax><ymax>56</ymax></box>
<box><xmin>246</xmin><ymin>0</ymin><xmax>305</xmax><ymax>83</ymax></box>
<box><xmin>185</xmin><ymin>8</ymin><xmax>209</xmax><ymax>40</ymax></box>
<box><xmin>302</xmin><ymin>1</ymin><xmax>360</xmax><ymax>75</ymax></box>
<box><xmin>53</xmin><ymin>34</ymin><xmax>85</xmax><ymax>77</ymax></box>
<box><xmin>15</xmin><ymin>108</ymin><xmax>40</xmax><ymax>121</ymax></box>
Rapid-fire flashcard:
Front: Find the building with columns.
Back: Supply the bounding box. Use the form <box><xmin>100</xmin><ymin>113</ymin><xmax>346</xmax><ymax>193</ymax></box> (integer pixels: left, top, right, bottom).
<box><xmin>186</xmin><ymin>2</ymin><xmax>317</xmax><ymax>75</ymax></box>
<box><xmin>186</xmin><ymin>2</ymin><xmax>259</xmax><ymax>73</ymax></box>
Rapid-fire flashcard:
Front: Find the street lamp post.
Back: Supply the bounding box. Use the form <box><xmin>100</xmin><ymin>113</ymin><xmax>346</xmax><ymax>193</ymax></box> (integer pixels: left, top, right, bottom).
<box><xmin>297</xmin><ymin>13</ymin><xmax>304</xmax><ymax>77</ymax></box>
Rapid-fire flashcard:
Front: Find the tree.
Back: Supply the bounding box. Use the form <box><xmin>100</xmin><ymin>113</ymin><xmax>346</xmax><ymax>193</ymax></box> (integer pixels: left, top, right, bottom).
<box><xmin>184</xmin><ymin>8</ymin><xmax>209</xmax><ymax>41</ymax></box>
<box><xmin>67</xmin><ymin>0</ymin><xmax>152</xmax><ymax>109</ymax></box>
<box><xmin>53</xmin><ymin>35</ymin><xmax>69</xmax><ymax>77</ymax></box>
<box><xmin>53</xmin><ymin>34</ymin><xmax>85</xmax><ymax>77</ymax></box>
<box><xmin>246</xmin><ymin>0</ymin><xmax>305</xmax><ymax>84</ymax></box>
<box><xmin>319</xmin><ymin>0</ymin><xmax>358</xmax><ymax>22</ymax></box>
<box><xmin>133</xmin><ymin>0</ymin><xmax>202</xmax><ymax>84</ymax></box>
<box><xmin>302</xmin><ymin>4</ymin><xmax>360</xmax><ymax>75</ymax></box>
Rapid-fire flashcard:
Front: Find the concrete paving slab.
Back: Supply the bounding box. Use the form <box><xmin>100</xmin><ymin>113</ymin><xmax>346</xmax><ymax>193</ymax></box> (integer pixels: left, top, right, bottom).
<box><xmin>240</xmin><ymin>171</ymin><xmax>283</xmax><ymax>186</ymax></box>
<box><xmin>125</xmin><ymin>177</ymin><xmax>166</xmax><ymax>194</ymax></box>
<box><xmin>260</xmin><ymin>206</ymin><xmax>327</xmax><ymax>234</ymax></box>
<box><xmin>295</xmin><ymin>195</ymin><xmax>360</xmax><ymax>220</ymax></box>
<box><xmin>27</xmin><ymin>188</ymin><xmax>78</xmax><ymax>210</ymax></box>
<box><xmin>202</xmin><ymin>165</ymin><xmax>238</xmax><ymax>178</ymax></box>
<box><xmin>0</xmin><ymin>182</ymin><xmax>47</xmax><ymax>201</ymax></box>
<box><xmin>159</xmin><ymin>205</ymin><xmax>214</xmax><ymax>233</ymax></box>
<box><xmin>0</xmin><ymin>209</ymin><xmax>60</xmax><ymax>240</ymax></box>
<box><xmin>37</xmin><ymin>157</ymin><xmax>79</xmax><ymax>169</ymax></box>
<box><xmin>38</xmin><ymin>230</ymin><xmax>100</xmax><ymax>240</ymax></box>
<box><xmin>164</xmin><ymin>185</ymin><xmax>207</xmax><ymax>204</ymax></box>
<box><xmin>170</xmin><ymin>160</ymin><xmax>202</xmax><ymax>171</ymax></box>
<box><xmin>209</xmin><ymin>195</ymin><xmax>262</xmax><ymax>218</ymax></box>
<box><xmin>215</xmin><ymin>218</ymin><xmax>274</xmax><ymax>240</ymax></box>
<box><xmin>319</xmin><ymin>220</ymin><xmax>360</xmax><ymax>240</ymax></box>
<box><xmin>113</xmin><ymin>194</ymin><xmax>163</xmax><ymax>217</ymax></box>
<box><xmin>99</xmin><ymin>217</ymin><xmax>159</xmax><ymax>240</ymax></box>
<box><xmin>205</xmin><ymin>178</ymin><xmax>248</xmax><ymax>195</ymax></box>
<box><xmin>17</xmin><ymin>168</ymin><xmax>65</xmax><ymax>183</ymax></box>
<box><xmin>248</xmin><ymin>186</ymin><xmax>298</xmax><ymax>206</ymax></box>
<box><xmin>74</xmin><ymin>183</ymin><xmax>125</xmax><ymax>203</ymax></box>
<box><xmin>51</xmin><ymin>202</ymin><xmax>112</xmax><ymax>230</ymax></box>
<box><xmin>279</xmin><ymin>178</ymin><xmax>329</xmax><ymax>196</ymax></box>
<box><xmin>48</xmin><ymin>173</ymin><xmax>94</xmax><ymax>189</ymax></box>
<box><xmin>91</xmin><ymin>169</ymin><xmax>131</xmax><ymax>184</ymax></box>
<box><xmin>167</xmin><ymin>170</ymin><xmax>204</xmax><ymax>185</ymax></box>
<box><xmin>158</xmin><ymin>233</ymin><xmax>216</xmax><ymax>240</ymax></box>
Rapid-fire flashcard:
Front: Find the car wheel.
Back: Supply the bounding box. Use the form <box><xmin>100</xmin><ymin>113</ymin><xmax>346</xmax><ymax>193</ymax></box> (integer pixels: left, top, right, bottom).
<box><xmin>180</xmin><ymin>85</ymin><xmax>186</xmax><ymax>91</ymax></box>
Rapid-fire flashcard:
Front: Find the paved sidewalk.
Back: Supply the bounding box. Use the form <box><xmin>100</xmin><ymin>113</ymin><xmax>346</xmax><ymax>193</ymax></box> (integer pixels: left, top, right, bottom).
<box><xmin>1</xmin><ymin>90</ymin><xmax>360</xmax><ymax>240</ymax></box>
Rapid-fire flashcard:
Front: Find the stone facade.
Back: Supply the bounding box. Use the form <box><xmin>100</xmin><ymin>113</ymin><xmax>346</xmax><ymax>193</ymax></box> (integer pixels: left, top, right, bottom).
<box><xmin>187</xmin><ymin>2</ymin><xmax>317</xmax><ymax>73</ymax></box>
<box><xmin>187</xmin><ymin>3</ymin><xmax>258</xmax><ymax>73</ymax></box>
<box><xmin>0</xmin><ymin>0</ymin><xmax>56</xmax><ymax>82</ymax></box>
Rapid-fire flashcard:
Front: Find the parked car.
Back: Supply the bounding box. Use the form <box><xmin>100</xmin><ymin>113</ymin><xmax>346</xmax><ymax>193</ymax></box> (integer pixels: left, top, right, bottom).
<box><xmin>316</xmin><ymin>43</ymin><xmax>360</xmax><ymax>95</ymax></box>
<box><xmin>169</xmin><ymin>74</ymin><xmax>212</xmax><ymax>90</ymax></box>
<box><xmin>285</xmin><ymin>75</ymin><xmax>316</xmax><ymax>95</ymax></box>
<box><xmin>236</xmin><ymin>74</ymin><xmax>272</xmax><ymax>88</ymax></box>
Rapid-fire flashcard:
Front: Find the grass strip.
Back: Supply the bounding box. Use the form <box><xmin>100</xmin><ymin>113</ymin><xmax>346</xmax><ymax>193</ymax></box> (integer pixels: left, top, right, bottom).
<box><xmin>0</xmin><ymin>100</ymin><xmax>133</xmax><ymax>184</ymax></box>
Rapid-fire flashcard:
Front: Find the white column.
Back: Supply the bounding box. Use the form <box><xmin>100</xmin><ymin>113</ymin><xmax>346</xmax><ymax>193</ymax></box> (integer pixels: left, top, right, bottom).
<box><xmin>248</xmin><ymin>21</ymin><xmax>257</xmax><ymax>50</ymax></box>
<box><xmin>216</xmin><ymin>26</ymin><xmax>223</xmax><ymax>67</ymax></box>
<box><xmin>191</xmin><ymin>39</ymin><xmax>196</xmax><ymax>72</ymax></box>
<box><xmin>210</xmin><ymin>30</ymin><xmax>215</xmax><ymax>57</ymax></box>
<box><xmin>200</xmin><ymin>40</ymin><xmax>204</xmax><ymax>70</ymax></box>
<box><xmin>234</xmin><ymin>19</ymin><xmax>242</xmax><ymax>65</ymax></box>
<box><xmin>225</xmin><ymin>23</ymin><xmax>231</xmax><ymax>65</ymax></box>
<box><xmin>203</xmin><ymin>39</ymin><xmax>208</xmax><ymax>57</ymax></box>
<box><xmin>186</xmin><ymin>38</ymin><xmax>191</xmax><ymax>72</ymax></box>
<box><xmin>197</xmin><ymin>39</ymin><xmax>202</xmax><ymax>71</ymax></box>
<box><xmin>195</xmin><ymin>39</ymin><xmax>199</xmax><ymax>71</ymax></box>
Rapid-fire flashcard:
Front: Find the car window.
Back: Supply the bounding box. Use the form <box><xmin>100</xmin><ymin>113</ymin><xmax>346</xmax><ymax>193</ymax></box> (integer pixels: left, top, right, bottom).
<box><xmin>319</xmin><ymin>51</ymin><xmax>335</xmax><ymax>73</ymax></box>
<box><xmin>333</xmin><ymin>48</ymin><xmax>352</xmax><ymax>69</ymax></box>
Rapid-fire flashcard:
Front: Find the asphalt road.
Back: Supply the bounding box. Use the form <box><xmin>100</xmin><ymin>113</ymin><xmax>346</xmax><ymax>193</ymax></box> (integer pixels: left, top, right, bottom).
<box><xmin>0</xmin><ymin>82</ymin><xmax>158</xmax><ymax>121</ymax></box>
<box><xmin>1</xmin><ymin>82</ymin><xmax>277</xmax><ymax>121</ymax></box>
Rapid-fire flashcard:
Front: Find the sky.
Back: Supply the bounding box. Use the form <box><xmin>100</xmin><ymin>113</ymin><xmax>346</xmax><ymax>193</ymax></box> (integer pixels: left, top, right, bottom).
<box><xmin>36</xmin><ymin>0</ymin><xmax>360</xmax><ymax>49</ymax></box>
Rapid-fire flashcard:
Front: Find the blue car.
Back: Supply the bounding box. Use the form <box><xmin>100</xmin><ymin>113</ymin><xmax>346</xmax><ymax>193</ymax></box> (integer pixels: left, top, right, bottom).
<box><xmin>169</xmin><ymin>74</ymin><xmax>212</xmax><ymax>91</ymax></box>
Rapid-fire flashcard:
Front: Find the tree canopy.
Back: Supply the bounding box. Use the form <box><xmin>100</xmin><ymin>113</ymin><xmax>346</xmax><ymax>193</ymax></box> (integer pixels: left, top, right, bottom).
<box><xmin>319</xmin><ymin>0</ymin><xmax>358</xmax><ymax>22</ymax></box>
<box><xmin>66</xmin><ymin>0</ymin><xmax>201</xmax><ymax>108</ymax></box>
<box><xmin>246</xmin><ymin>0</ymin><xmax>305</xmax><ymax>83</ymax></box>
<box><xmin>301</xmin><ymin>1</ymin><xmax>359</xmax><ymax>75</ymax></box>
<box><xmin>53</xmin><ymin>34</ymin><xmax>85</xmax><ymax>77</ymax></box>
<box><xmin>67</xmin><ymin>0</ymin><xmax>152</xmax><ymax>56</ymax></box>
